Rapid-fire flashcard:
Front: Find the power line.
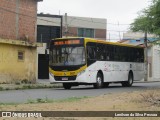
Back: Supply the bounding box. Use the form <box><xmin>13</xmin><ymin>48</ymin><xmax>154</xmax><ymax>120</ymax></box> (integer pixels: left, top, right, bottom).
<box><xmin>108</xmin><ymin>22</ymin><xmax>130</xmax><ymax>26</ymax></box>
<box><xmin>1</xmin><ymin>6</ymin><xmax>131</xmax><ymax>27</ymax></box>
<box><xmin>1</xmin><ymin>6</ymin><xmax>133</xmax><ymax>40</ymax></box>
<box><xmin>107</xmin><ymin>29</ymin><xmax>127</xmax><ymax>32</ymax></box>
<box><xmin>68</xmin><ymin>16</ymin><xmax>130</xmax><ymax>26</ymax></box>
<box><xmin>0</xmin><ymin>6</ymin><xmax>62</xmax><ymax>25</ymax></box>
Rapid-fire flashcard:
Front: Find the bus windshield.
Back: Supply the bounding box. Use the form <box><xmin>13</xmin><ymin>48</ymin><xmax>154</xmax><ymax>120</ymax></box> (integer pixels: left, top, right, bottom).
<box><xmin>50</xmin><ymin>46</ymin><xmax>86</xmax><ymax>66</ymax></box>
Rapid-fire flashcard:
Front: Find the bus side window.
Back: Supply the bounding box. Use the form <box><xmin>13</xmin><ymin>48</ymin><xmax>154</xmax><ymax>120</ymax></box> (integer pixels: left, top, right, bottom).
<box><xmin>129</xmin><ymin>48</ymin><xmax>132</xmax><ymax>62</ymax></box>
<box><xmin>121</xmin><ymin>47</ymin><xmax>126</xmax><ymax>62</ymax></box>
<box><xmin>87</xmin><ymin>44</ymin><xmax>97</xmax><ymax>66</ymax></box>
<box><xmin>126</xmin><ymin>47</ymin><xmax>130</xmax><ymax>62</ymax></box>
<box><xmin>106</xmin><ymin>51</ymin><xmax>110</xmax><ymax>61</ymax></box>
<box><xmin>114</xmin><ymin>46</ymin><xmax>121</xmax><ymax>61</ymax></box>
<box><xmin>140</xmin><ymin>48</ymin><xmax>144</xmax><ymax>62</ymax></box>
<box><xmin>87</xmin><ymin>46</ymin><xmax>96</xmax><ymax>60</ymax></box>
<box><xmin>136</xmin><ymin>49</ymin><xmax>140</xmax><ymax>62</ymax></box>
<box><xmin>105</xmin><ymin>45</ymin><xmax>110</xmax><ymax>61</ymax></box>
<box><xmin>97</xmin><ymin>44</ymin><xmax>105</xmax><ymax>61</ymax></box>
<box><xmin>136</xmin><ymin>48</ymin><xmax>144</xmax><ymax>62</ymax></box>
<box><xmin>107</xmin><ymin>45</ymin><xmax>114</xmax><ymax>61</ymax></box>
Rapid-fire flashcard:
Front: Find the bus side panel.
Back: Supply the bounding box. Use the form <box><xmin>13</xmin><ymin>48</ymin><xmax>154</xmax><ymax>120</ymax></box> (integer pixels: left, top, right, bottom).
<box><xmin>103</xmin><ymin>62</ymin><xmax>112</xmax><ymax>82</ymax></box>
<box><xmin>86</xmin><ymin>62</ymin><xmax>98</xmax><ymax>83</ymax></box>
<box><xmin>87</xmin><ymin>61</ymin><xmax>130</xmax><ymax>83</ymax></box>
<box><xmin>76</xmin><ymin>71</ymin><xmax>89</xmax><ymax>83</ymax></box>
<box><xmin>96</xmin><ymin>61</ymin><xmax>113</xmax><ymax>82</ymax></box>
<box><xmin>105</xmin><ymin>62</ymin><xmax>129</xmax><ymax>82</ymax></box>
<box><xmin>133</xmin><ymin>63</ymin><xmax>145</xmax><ymax>81</ymax></box>
<box><xmin>88</xmin><ymin>61</ymin><xmax>129</xmax><ymax>83</ymax></box>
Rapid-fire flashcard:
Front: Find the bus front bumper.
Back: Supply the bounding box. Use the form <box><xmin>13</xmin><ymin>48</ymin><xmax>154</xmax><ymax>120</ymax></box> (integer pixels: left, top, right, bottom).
<box><xmin>49</xmin><ymin>72</ymin><xmax>91</xmax><ymax>84</ymax></box>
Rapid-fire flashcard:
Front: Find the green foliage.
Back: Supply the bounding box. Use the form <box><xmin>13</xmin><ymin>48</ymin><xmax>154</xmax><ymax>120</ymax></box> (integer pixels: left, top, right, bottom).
<box><xmin>57</xmin><ymin>96</ymin><xmax>89</xmax><ymax>102</ymax></box>
<box><xmin>21</xmin><ymin>79</ymin><xmax>29</xmax><ymax>84</ymax></box>
<box><xmin>131</xmin><ymin>0</ymin><xmax>160</xmax><ymax>37</ymax></box>
<box><xmin>27</xmin><ymin>97</ymin><xmax>53</xmax><ymax>104</ymax></box>
<box><xmin>130</xmin><ymin>16</ymin><xmax>152</xmax><ymax>32</ymax></box>
<box><xmin>27</xmin><ymin>96</ymin><xmax>90</xmax><ymax>104</ymax></box>
<box><xmin>0</xmin><ymin>87</ymin><xmax>3</xmax><ymax>91</ymax></box>
<box><xmin>15</xmin><ymin>82</ymin><xmax>21</xmax><ymax>85</ymax></box>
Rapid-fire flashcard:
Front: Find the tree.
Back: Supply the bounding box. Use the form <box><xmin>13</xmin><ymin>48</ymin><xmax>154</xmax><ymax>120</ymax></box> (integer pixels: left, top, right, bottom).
<box><xmin>131</xmin><ymin>0</ymin><xmax>160</xmax><ymax>81</ymax></box>
<box><xmin>130</xmin><ymin>0</ymin><xmax>160</xmax><ymax>37</ymax></box>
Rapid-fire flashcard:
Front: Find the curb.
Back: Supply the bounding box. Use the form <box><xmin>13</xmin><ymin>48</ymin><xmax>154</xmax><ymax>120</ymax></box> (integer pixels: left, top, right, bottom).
<box><xmin>0</xmin><ymin>83</ymin><xmax>63</xmax><ymax>91</ymax></box>
<box><xmin>134</xmin><ymin>81</ymin><xmax>160</xmax><ymax>83</ymax></box>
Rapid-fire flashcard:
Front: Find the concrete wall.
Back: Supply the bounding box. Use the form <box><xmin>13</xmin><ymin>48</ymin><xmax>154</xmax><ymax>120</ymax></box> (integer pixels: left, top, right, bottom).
<box><xmin>151</xmin><ymin>45</ymin><xmax>160</xmax><ymax>80</ymax></box>
<box><xmin>37</xmin><ymin>43</ymin><xmax>47</xmax><ymax>54</ymax></box>
<box><xmin>61</xmin><ymin>27</ymin><xmax>106</xmax><ymax>40</ymax></box>
<box><xmin>64</xmin><ymin>16</ymin><xmax>106</xmax><ymax>30</ymax></box>
<box><xmin>0</xmin><ymin>0</ymin><xmax>37</xmax><ymax>42</ymax></box>
<box><xmin>37</xmin><ymin>17</ymin><xmax>61</xmax><ymax>26</ymax></box>
<box><xmin>37</xmin><ymin>15</ymin><xmax>107</xmax><ymax>40</ymax></box>
<box><xmin>0</xmin><ymin>42</ymin><xmax>37</xmax><ymax>83</ymax></box>
<box><xmin>0</xmin><ymin>0</ymin><xmax>41</xmax><ymax>83</ymax></box>
<box><xmin>37</xmin><ymin>15</ymin><xmax>106</xmax><ymax>29</ymax></box>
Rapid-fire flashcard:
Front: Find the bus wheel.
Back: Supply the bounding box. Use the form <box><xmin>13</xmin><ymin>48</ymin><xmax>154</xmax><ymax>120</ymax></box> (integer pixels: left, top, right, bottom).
<box><xmin>103</xmin><ymin>82</ymin><xmax>110</xmax><ymax>88</ymax></box>
<box><xmin>63</xmin><ymin>83</ymin><xmax>72</xmax><ymax>89</ymax></box>
<box><xmin>94</xmin><ymin>73</ymin><xmax>103</xmax><ymax>89</ymax></box>
<box><xmin>121</xmin><ymin>73</ymin><xmax>133</xmax><ymax>87</ymax></box>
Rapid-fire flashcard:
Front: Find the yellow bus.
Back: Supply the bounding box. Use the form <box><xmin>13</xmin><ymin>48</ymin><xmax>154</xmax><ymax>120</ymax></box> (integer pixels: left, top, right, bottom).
<box><xmin>49</xmin><ymin>37</ymin><xmax>144</xmax><ymax>89</ymax></box>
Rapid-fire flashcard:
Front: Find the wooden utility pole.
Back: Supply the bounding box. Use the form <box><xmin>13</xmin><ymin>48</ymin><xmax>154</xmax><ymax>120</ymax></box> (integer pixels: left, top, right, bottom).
<box><xmin>144</xmin><ymin>31</ymin><xmax>148</xmax><ymax>81</ymax></box>
<box><xmin>64</xmin><ymin>13</ymin><xmax>68</xmax><ymax>37</ymax></box>
<box><xmin>117</xmin><ymin>21</ymin><xmax>121</xmax><ymax>40</ymax></box>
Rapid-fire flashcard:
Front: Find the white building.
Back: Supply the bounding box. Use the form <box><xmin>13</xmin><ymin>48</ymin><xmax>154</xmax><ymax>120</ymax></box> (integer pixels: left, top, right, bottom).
<box><xmin>148</xmin><ymin>44</ymin><xmax>160</xmax><ymax>80</ymax></box>
<box><xmin>37</xmin><ymin>13</ymin><xmax>107</xmax><ymax>41</ymax></box>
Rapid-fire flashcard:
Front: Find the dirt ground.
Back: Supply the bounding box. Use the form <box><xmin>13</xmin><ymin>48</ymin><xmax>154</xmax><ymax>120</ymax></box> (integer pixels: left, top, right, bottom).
<box><xmin>0</xmin><ymin>89</ymin><xmax>160</xmax><ymax>120</ymax></box>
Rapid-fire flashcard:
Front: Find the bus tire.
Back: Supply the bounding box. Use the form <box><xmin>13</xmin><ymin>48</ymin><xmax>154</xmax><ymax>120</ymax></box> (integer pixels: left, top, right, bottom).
<box><xmin>103</xmin><ymin>82</ymin><xmax>110</xmax><ymax>88</ymax></box>
<box><xmin>63</xmin><ymin>83</ymin><xmax>72</xmax><ymax>89</ymax></box>
<box><xmin>121</xmin><ymin>73</ymin><xmax>133</xmax><ymax>87</ymax></box>
<box><xmin>93</xmin><ymin>73</ymin><xmax>103</xmax><ymax>89</ymax></box>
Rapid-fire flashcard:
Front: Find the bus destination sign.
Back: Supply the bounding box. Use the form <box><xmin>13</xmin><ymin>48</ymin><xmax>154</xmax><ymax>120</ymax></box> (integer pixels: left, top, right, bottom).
<box><xmin>54</xmin><ymin>40</ymin><xmax>81</xmax><ymax>46</ymax></box>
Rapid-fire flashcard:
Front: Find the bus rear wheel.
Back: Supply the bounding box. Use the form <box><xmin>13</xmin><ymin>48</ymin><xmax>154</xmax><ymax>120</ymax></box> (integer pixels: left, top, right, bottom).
<box><xmin>121</xmin><ymin>73</ymin><xmax>133</xmax><ymax>87</ymax></box>
<box><xmin>103</xmin><ymin>82</ymin><xmax>110</xmax><ymax>88</ymax></box>
<box><xmin>93</xmin><ymin>73</ymin><xmax>103</xmax><ymax>89</ymax></box>
<box><xmin>63</xmin><ymin>83</ymin><xmax>72</xmax><ymax>89</ymax></box>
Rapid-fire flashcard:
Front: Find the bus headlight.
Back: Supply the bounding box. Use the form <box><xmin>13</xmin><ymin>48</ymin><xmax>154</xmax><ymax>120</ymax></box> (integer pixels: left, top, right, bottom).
<box><xmin>77</xmin><ymin>70</ymin><xmax>85</xmax><ymax>77</ymax></box>
<box><xmin>49</xmin><ymin>73</ymin><xmax>54</xmax><ymax>78</ymax></box>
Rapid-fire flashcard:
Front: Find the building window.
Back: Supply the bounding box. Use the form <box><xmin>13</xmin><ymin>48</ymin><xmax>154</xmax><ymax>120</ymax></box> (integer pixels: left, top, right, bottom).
<box><xmin>78</xmin><ymin>28</ymin><xmax>94</xmax><ymax>38</ymax></box>
<box><xmin>18</xmin><ymin>51</ymin><xmax>25</xmax><ymax>61</ymax></box>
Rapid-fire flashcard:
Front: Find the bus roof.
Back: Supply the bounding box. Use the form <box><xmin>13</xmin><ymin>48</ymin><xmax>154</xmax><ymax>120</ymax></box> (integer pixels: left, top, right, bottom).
<box><xmin>53</xmin><ymin>37</ymin><xmax>144</xmax><ymax>48</ymax></box>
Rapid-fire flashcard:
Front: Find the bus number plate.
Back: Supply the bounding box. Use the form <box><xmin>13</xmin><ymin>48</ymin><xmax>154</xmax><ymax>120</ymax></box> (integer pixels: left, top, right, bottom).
<box><xmin>62</xmin><ymin>77</ymin><xmax>68</xmax><ymax>80</ymax></box>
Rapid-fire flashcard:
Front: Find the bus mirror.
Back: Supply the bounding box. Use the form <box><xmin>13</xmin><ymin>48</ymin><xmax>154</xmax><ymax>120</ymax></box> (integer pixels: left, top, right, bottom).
<box><xmin>45</xmin><ymin>49</ymin><xmax>48</xmax><ymax>57</ymax></box>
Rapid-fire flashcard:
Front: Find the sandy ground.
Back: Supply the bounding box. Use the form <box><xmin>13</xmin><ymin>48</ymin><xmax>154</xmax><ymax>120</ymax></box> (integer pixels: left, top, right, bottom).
<box><xmin>0</xmin><ymin>89</ymin><xmax>160</xmax><ymax>120</ymax></box>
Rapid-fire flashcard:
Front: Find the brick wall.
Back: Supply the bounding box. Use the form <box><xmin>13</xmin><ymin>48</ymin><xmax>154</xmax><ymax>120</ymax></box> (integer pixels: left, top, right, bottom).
<box><xmin>63</xmin><ymin>27</ymin><xmax>77</xmax><ymax>37</ymax></box>
<box><xmin>95</xmin><ymin>29</ymin><xmax>106</xmax><ymax>40</ymax></box>
<box><xmin>62</xmin><ymin>27</ymin><xmax>106</xmax><ymax>40</ymax></box>
<box><xmin>0</xmin><ymin>0</ymin><xmax>37</xmax><ymax>42</ymax></box>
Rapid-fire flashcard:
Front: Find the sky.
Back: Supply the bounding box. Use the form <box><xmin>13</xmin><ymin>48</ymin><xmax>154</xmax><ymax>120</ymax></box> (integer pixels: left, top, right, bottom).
<box><xmin>38</xmin><ymin>0</ymin><xmax>151</xmax><ymax>41</ymax></box>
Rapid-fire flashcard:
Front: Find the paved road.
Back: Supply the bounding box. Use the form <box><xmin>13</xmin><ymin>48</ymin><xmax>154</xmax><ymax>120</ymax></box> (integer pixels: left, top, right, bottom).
<box><xmin>0</xmin><ymin>82</ymin><xmax>160</xmax><ymax>104</ymax></box>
